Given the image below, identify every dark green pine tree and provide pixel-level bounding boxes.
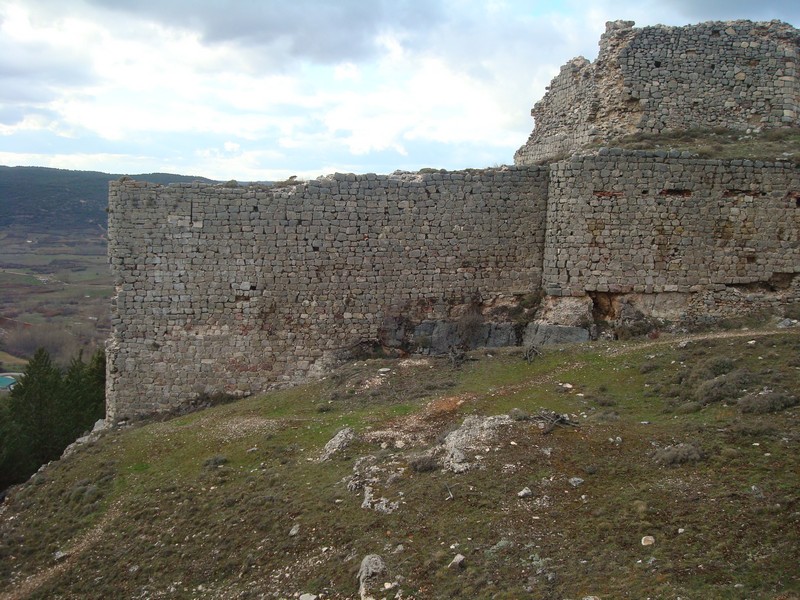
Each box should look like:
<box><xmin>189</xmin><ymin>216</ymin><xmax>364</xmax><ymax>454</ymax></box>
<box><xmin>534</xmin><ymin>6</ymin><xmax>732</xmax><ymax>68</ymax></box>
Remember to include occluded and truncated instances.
<box><xmin>62</xmin><ymin>348</ymin><xmax>106</xmax><ymax>442</ymax></box>
<box><xmin>7</xmin><ymin>348</ymin><xmax>65</xmax><ymax>471</ymax></box>
<box><xmin>0</xmin><ymin>396</ymin><xmax>29</xmax><ymax>489</ymax></box>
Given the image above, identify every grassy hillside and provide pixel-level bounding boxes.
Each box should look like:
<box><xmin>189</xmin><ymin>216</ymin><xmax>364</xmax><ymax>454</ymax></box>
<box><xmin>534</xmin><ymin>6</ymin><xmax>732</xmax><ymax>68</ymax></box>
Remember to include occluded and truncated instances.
<box><xmin>1</xmin><ymin>328</ymin><xmax>798</xmax><ymax>599</ymax></box>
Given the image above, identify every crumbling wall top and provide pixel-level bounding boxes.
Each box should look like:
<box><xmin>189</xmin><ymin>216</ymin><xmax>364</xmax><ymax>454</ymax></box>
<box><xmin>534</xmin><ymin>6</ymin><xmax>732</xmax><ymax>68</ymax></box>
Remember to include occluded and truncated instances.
<box><xmin>515</xmin><ymin>19</ymin><xmax>800</xmax><ymax>165</ymax></box>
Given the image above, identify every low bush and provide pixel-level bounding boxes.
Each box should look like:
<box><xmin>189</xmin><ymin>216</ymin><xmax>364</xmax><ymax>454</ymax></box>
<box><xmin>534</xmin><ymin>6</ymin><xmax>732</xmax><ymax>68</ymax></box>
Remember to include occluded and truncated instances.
<box><xmin>675</xmin><ymin>401</ymin><xmax>702</xmax><ymax>414</ymax></box>
<box><xmin>639</xmin><ymin>362</ymin><xmax>659</xmax><ymax>374</ymax></box>
<box><xmin>694</xmin><ymin>369</ymin><xmax>754</xmax><ymax>404</ymax></box>
<box><xmin>592</xmin><ymin>395</ymin><xmax>617</xmax><ymax>407</ymax></box>
<box><xmin>409</xmin><ymin>454</ymin><xmax>440</xmax><ymax>473</ymax></box>
<box><xmin>738</xmin><ymin>390</ymin><xmax>798</xmax><ymax>414</ymax></box>
<box><xmin>509</xmin><ymin>408</ymin><xmax>531</xmax><ymax>421</ymax></box>
<box><xmin>653</xmin><ymin>443</ymin><xmax>704</xmax><ymax>466</ymax></box>
<box><xmin>203</xmin><ymin>455</ymin><xmax>229</xmax><ymax>469</ymax></box>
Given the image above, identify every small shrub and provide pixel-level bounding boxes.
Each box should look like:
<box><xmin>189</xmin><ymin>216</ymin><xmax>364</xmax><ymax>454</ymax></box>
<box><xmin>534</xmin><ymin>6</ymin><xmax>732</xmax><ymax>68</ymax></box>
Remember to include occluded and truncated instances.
<box><xmin>727</xmin><ymin>421</ymin><xmax>778</xmax><ymax>440</ymax></box>
<box><xmin>203</xmin><ymin>455</ymin><xmax>228</xmax><ymax>469</ymax></box>
<box><xmin>509</xmin><ymin>408</ymin><xmax>531</xmax><ymax>421</ymax></box>
<box><xmin>588</xmin><ymin>409</ymin><xmax>619</xmax><ymax>422</ymax></box>
<box><xmin>593</xmin><ymin>396</ymin><xmax>617</xmax><ymax>407</ymax></box>
<box><xmin>675</xmin><ymin>401</ymin><xmax>702</xmax><ymax>414</ymax></box>
<box><xmin>694</xmin><ymin>369</ymin><xmax>754</xmax><ymax>404</ymax></box>
<box><xmin>456</xmin><ymin>312</ymin><xmax>484</xmax><ymax>347</ymax></box>
<box><xmin>706</xmin><ymin>357</ymin><xmax>735</xmax><ymax>377</ymax></box>
<box><xmin>683</xmin><ymin>356</ymin><xmax>736</xmax><ymax>388</ymax></box>
<box><xmin>653</xmin><ymin>443</ymin><xmax>704</xmax><ymax>466</ymax></box>
<box><xmin>738</xmin><ymin>390</ymin><xmax>798</xmax><ymax>414</ymax></box>
<box><xmin>409</xmin><ymin>454</ymin><xmax>440</xmax><ymax>473</ymax></box>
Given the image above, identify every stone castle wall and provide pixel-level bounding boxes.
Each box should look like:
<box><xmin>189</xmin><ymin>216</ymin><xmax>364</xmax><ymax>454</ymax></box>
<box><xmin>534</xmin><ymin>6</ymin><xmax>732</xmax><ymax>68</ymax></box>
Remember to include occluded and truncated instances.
<box><xmin>107</xmin><ymin>19</ymin><xmax>800</xmax><ymax>420</ymax></box>
<box><xmin>106</xmin><ymin>168</ymin><xmax>549</xmax><ymax>420</ymax></box>
<box><xmin>541</xmin><ymin>151</ymin><xmax>800</xmax><ymax>326</ymax></box>
<box><xmin>108</xmin><ymin>157</ymin><xmax>799</xmax><ymax>420</ymax></box>
<box><xmin>544</xmin><ymin>151</ymin><xmax>800</xmax><ymax>296</ymax></box>
<box><xmin>515</xmin><ymin>20</ymin><xmax>799</xmax><ymax>165</ymax></box>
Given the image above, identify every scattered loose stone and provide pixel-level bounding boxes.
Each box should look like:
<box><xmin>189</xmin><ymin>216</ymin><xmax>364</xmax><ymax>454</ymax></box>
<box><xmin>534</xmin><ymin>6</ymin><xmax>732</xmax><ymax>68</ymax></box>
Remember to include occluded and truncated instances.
<box><xmin>641</xmin><ymin>535</ymin><xmax>655</xmax><ymax>546</ymax></box>
<box><xmin>318</xmin><ymin>427</ymin><xmax>356</xmax><ymax>462</ymax></box>
<box><xmin>486</xmin><ymin>539</ymin><xmax>514</xmax><ymax>555</ymax></box>
<box><xmin>357</xmin><ymin>554</ymin><xmax>386</xmax><ymax>600</ymax></box>
<box><xmin>518</xmin><ymin>487</ymin><xmax>533</xmax><ymax>498</ymax></box>
<box><xmin>441</xmin><ymin>415</ymin><xmax>513</xmax><ymax>473</ymax></box>
<box><xmin>361</xmin><ymin>486</ymin><xmax>400</xmax><ymax>514</ymax></box>
<box><xmin>289</xmin><ymin>524</ymin><xmax>300</xmax><ymax>537</ymax></box>
<box><xmin>569</xmin><ymin>477</ymin><xmax>585</xmax><ymax>487</ymax></box>
<box><xmin>448</xmin><ymin>554</ymin><xmax>466</xmax><ymax>569</ymax></box>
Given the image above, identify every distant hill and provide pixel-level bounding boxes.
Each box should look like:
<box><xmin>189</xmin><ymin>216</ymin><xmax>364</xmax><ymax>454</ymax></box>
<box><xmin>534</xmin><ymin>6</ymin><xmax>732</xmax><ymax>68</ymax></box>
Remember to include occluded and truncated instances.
<box><xmin>0</xmin><ymin>166</ymin><xmax>216</xmax><ymax>233</ymax></box>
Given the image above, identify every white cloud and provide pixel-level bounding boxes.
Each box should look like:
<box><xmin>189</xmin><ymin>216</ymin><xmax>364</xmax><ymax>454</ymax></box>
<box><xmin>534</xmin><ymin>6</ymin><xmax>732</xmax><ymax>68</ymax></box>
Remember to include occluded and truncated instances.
<box><xmin>334</xmin><ymin>63</ymin><xmax>361</xmax><ymax>81</ymax></box>
<box><xmin>0</xmin><ymin>0</ymin><xmax>797</xmax><ymax>179</ymax></box>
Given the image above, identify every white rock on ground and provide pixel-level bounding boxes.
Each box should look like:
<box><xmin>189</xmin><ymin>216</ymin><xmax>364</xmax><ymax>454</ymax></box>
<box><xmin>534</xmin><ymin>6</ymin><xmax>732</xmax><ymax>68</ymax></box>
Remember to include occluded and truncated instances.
<box><xmin>357</xmin><ymin>554</ymin><xmax>386</xmax><ymax>600</ymax></box>
<box><xmin>319</xmin><ymin>427</ymin><xmax>356</xmax><ymax>462</ymax></box>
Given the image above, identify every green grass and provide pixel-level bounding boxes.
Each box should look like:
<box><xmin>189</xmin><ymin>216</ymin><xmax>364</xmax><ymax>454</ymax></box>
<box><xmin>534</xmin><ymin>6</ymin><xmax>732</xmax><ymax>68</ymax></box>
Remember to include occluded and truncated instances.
<box><xmin>1</xmin><ymin>330</ymin><xmax>798</xmax><ymax>599</ymax></box>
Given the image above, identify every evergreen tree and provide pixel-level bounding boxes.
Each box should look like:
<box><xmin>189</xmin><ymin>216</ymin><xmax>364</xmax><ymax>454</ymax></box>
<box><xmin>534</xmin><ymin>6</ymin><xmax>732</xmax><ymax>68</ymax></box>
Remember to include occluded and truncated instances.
<box><xmin>0</xmin><ymin>347</ymin><xmax>106</xmax><ymax>490</ymax></box>
<box><xmin>0</xmin><ymin>397</ymin><xmax>29</xmax><ymax>489</ymax></box>
<box><xmin>62</xmin><ymin>348</ymin><xmax>105</xmax><ymax>442</ymax></box>
<box><xmin>8</xmin><ymin>348</ymin><xmax>64</xmax><ymax>468</ymax></box>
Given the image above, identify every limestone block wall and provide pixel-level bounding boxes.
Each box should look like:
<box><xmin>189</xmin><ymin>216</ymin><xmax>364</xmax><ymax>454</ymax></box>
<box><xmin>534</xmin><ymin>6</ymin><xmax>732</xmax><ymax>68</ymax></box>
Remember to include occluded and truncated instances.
<box><xmin>515</xmin><ymin>20</ymin><xmax>799</xmax><ymax>165</ymax></box>
<box><xmin>543</xmin><ymin>151</ymin><xmax>800</xmax><ymax>302</ymax></box>
<box><xmin>107</xmin><ymin>168</ymin><xmax>549</xmax><ymax>420</ymax></box>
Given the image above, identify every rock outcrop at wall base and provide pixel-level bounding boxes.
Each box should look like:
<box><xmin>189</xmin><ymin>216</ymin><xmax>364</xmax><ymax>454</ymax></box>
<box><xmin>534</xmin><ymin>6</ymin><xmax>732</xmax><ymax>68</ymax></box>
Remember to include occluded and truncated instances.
<box><xmin>523</xmin><ymin>324</ymin><xmax>591</xmax><ymax>347</ymax></box>
<box><xmin>514</xmin><ymin>19</ymin><xmax>799</xmax><ymax>165</ymax></box>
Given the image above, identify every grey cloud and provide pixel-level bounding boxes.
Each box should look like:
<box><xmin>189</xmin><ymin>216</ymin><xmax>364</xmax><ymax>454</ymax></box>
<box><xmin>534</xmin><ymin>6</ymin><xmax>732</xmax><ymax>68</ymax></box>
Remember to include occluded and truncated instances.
<box><xmin>0</xmin><ymin>34</ymin><xmax>96</xmax><ymax>105</ymax></box>
<box><xmin>82</xmin><ymin>0</ymin><xmax>447</xmax><ymax>63</ymax></box>
<box><xmin>655</xmin><ymin>0</ymin><xmax>799</xmax><ymax>23</ymax></box>
<box><xmin>592</xmin><ymin>0</ymin><xmax>800</xmax><ymax>26</ymax></box>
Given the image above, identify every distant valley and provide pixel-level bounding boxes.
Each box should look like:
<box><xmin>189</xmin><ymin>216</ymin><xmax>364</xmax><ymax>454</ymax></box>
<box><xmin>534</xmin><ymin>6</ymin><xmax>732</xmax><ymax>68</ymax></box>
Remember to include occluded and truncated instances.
<box><xmin>0</xmin><ymin>166</ymin><xmax>216</xmax><ymax>366</ymax></box>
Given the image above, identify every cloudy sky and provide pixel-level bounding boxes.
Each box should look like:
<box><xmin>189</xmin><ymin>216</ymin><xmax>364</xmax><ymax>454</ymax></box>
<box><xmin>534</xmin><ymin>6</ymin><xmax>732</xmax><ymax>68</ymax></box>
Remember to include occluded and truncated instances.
<box><xmin>0</xmin><ymin>1</ymin><xmax>797</xmax><ymax>181</ymax></box>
